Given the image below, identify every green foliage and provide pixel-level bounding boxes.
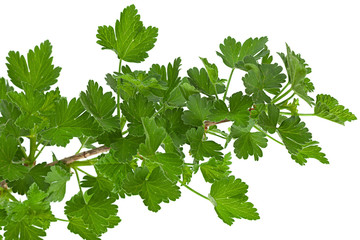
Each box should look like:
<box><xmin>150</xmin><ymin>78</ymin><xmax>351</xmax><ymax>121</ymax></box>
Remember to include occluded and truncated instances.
<box><xmin>45</xmin><ymin>166</ymin><xmax>71</xmax><ymax>202</ymax></box>
<box><xmin>242</xmin><ymin>62</ymin><xmax>286</xmax><ymax>103</ymax></box>
<box><xmin>314</xmin><ymin>94</ymin><xmax>357</xmax><ymax>125</ymax></box>
<box><xmin>6</xmin><ymin>40</ymin><xmax>61</xmax><ymax>92</ymax></box>
<box><xmin>0</xmin><ymin>4</ymin><xmax>356</xmax><ymax>240</ymax></box>
<box><xmin>65</xmin><ymin>192</ymin><xmax>120</xmax><ymax>238</ymax></box>
<box><xmin>123</xmin><ymin>167</ymin><xmax>181</xmax><ymax>212</ymax></box>
<box><xmin>277</xmin><ymin>116</ymin><xmax>312</xmax><ymax>154</ymax></box>
<box><xmin>80</xmin><ymin>80</ymin><xmax>119</xmax><ymax>131</ymax></box>
<box><xmin>217</xmin><ymin>36</ymin><xmax>269</xmax><ymax>69</ymax></box>
<box><xmin>200</xmin><ymin>152</ymin><xmax>232</xmax><ymax>183</ymax></box>
<box><xmin>231</xmin><ymin>121</ymin><xmax>268</xmax><ymax>160</ymax></box>
<box><xmin>96</xmin><ymin>4</ymin><xmax>158</xmax><ymax>63</ymax></box>
<box><xmin>209</xmin><ymin>176</ymin><xmax>259</xmax><ymax>225</ymax></box>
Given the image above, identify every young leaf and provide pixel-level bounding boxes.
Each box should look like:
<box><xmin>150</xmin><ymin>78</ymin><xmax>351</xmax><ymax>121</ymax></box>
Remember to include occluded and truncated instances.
<box><xmin>209</xmin><ymin>91</ymin><xmax>252</xmax><ymax>126</ymax></box>
<box><xmin>277</xmin><ymin>116</ymin><xmax>312</xmax><ymax>154</ymax></box>
<box><xmin>111</xmin><ymin>135</ymin><xmax>144</xmax><ymax>162</ymax></box>
<box><xmin>45</xmin><ymin>166</ymin><xmax>71</xmax><ymax>202</ymax></box>
<box><xmin>231</xmin><ymin>122</ymin><xmax>268</xmax><ymax>160</ymax></box>
<box><xmin>217</xmin><ymin>36</ymin><xmax>269</xmax><ymax>69</ymax></box>
<box><xmin>123</xmin><ymin>167</ymin><xmax>181</xmax><ymax>212</ymax></box>
<box><xmin>96</xmin><ymin>4</ymin><xmax>158</xmax><ymax>63</ymax></box>
<box><xmin>4</xmin><ymin>184</ymin><xmax>55</xmax><ymax>239</ymax></box>
<box><xmin>40</xmin><ymin>98</ymin><xmax>101</xmax><ymax>147</ymax></box>
<box><xmin>65</xmin><ymin>192</ymin><xmax>120</xmax><ymax>236</ymax></box>
<box><xmin>186</xmin><ymin>127</ymin><xmax>223</xmax><ymax>161</ymax></box>
<box><xmin>80</xmin><ymin>80</ymin><xmax>119</xmax><ymax>131</ymax></box>
<box><xmin>314</xmin><ymin>94</ymin><xmax>357</xmax><ymax>125</ymax></box>
<box><xmin>290</xmin><ymin>141</ymin><xmax>328</xmax><ymax>165</ymax></box>
<box><xmin>186</xmin><ymin>68</ymin><xmax>224</xmax><ymax>96</ymax></box>
<box><xmin>149</xmin><ymin>57</ymin><xmax>182</xmax><ymax>100</ymax></box>
<box><xmin>7</xmin><ymin>91</ymin><xmax>46</xmax><ymax>129</ymax></box>
<box><xmin>94</xmin><ymin>153</ymin><xmax>133</xmax><ymax>195</ymax></box>
<box><xmin>81</xmin><ymin>175</ymin><xmax>114</xmax><ymax>197</ymax></box>
<box><xmin>6</xmin><ymin>40</ymin><xmax>61</xmax><ymax>92</ymax></box>
<box><xmin>138</xmin><ymin>117</ymin><xmax>167</xmax><ymax>157</ymax></box>
<box><xmin>0</xmin><ymin>77</ymin><xmax>13</xmax><ymax>100</ymax></box>
<box><xmin>182</xmin><ymin>94</ymin><xmax>212</xmax><ymax>126</ymax></box>
<box><xmin>200</xmin><ymin>152</ymin><xmax>232</xmax><ymax>183</ymax></box>
<box><xmin>120</xmin><ymin>93</ymin><xmax>155</xmax><ymax>136</ymax></box>
<box><xmin>279</xmin><ymin>44</ymin><xmax>314</xmax><ymax>105</ymax></box>
<box><xmin>200</xmin><ymin>57</ymin><xmax>218</xmax><ymax>84</ymax></box>
<box><xmin>242</xmin><ymin>63</ymin><xmax>286</xmax><ymax>103</ymax></box>
<box><xmin>155</xmin><ymin>108</ymin><xmax>190</xmax><ymax>147</ymax></box>
<box><xmin>67</xmin><ymin>217</ymin><xmax>101</xmax><ymax>240</ymax></box>
<box><xmin>209</xmin><ymin>176</ymin><xmax>259</xmax><ymax>225</ymax></box>
<box><xmin>147</xmin><ymin>153</ymin><xmax>184</xmax><ymax>182</ymax></box>
<box><xmin>8</xmin><ymin>163</ymin><xmax>50</xmax><ymax>195</ymax></box>
<box><xmin>257</xmin><ymin>103</ymin><xmax>280</xmax><ymax>134</ymax></box>
<box><xmin>0</xmin><ymin>135</ymin><xmax>28</xmax><ymax>181</ymax></box>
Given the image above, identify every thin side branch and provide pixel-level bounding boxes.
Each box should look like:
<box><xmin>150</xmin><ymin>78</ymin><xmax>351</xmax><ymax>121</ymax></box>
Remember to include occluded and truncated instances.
<box><xmin>46</xmin><ymin>120</ymin><xmax>230</xmax><ymax>167</ymax></box>
<box><xmin>204</xmin><ymin>119</ymin><xmax>230</xmax><ymax>130</ymax></box>
<box><xmin>1</xmin><ymin>180</ymin><xmax>8</xmax><ymax>189</ymax></box>
<box><xmin>47</xmin><ymin>146</ymin><xmax>110</xmax><ymax>166</ymax></box>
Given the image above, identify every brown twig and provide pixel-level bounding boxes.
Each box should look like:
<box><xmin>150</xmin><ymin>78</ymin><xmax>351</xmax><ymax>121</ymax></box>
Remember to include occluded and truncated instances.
<box><xmin>204</xmin><ymin>119</ymin><xmax>230</xmax><ymax>130</ymax></box>
<box><xmin>47</xmin><ymin>146</ymin><xmax>110</xmax><ymax>166</ymax></box>
<box><xmin>45</xmin><ymin>120</ymin><xmax>231</xmax><ymax>167</ymax></box>
<box><xmin>0</xmin><ymin>180</ymin><xmax>8</xmax><ymax>189</ymax></box>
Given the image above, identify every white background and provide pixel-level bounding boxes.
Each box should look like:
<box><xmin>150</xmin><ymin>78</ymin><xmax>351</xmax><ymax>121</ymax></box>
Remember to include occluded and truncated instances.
<box><xmin>1</xmin><ymin>0</ymin><xmax>360</xmax><ymax>239</ymax></box>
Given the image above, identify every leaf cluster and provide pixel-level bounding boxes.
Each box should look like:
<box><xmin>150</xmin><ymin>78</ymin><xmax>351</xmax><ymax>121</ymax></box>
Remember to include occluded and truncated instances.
<box><xmin>0</xmin><ymin>4</ymin><xmax>356</xmax><ymax>240</ymax></box>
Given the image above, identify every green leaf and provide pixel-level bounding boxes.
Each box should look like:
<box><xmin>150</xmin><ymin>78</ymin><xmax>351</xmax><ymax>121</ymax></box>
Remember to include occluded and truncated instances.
<box><xmin>257</xmin><ymin>103</ymin><xmax>280</xmax><ymax>134</ymax></box>
<box><xmin>65</xmin><ymin>192</ymin><xmax>120</xmax><ymax>236</ymax></box>
<box><xmin>96</xmin><ymin>4</ymin><xmax>158</xmax><ymax>63</ymax></box>
<box><xmin>186</xmin><ymin>68</ymin><xmax>224</xmax><ymax>96</ymax></box>
<box><xmin>200</xmin><ymin>57</ymin><xmax>218</xmax><ymax>84</ymax></box>
<box><xmin>123</xmin><ymin>167</ymin><xmax>181</xmax><ymax>212</ymax></box>
<box><xmin>155</xmin><ymin>108</ymin><xmax>190</xmax><ymax>147</ymax></box>
<box><xmin>209</xmin><ymin>91</ymin><xmax>252</xmax><ymax>126</ymax></box>
<box><xmin>149</xmin><ymin>58</ymin><xmax>182</xmax><ymax>100</ymax></box>
<box><xmin>7</xmin><ymin>91</ymin><xmax>45</xmax><ymax>129</ymax></box>
<box><xmin>6</xmin><ymin>40</ymin><xmax>61</xmax><ymax>92</ymax></box>
<box><xmin>120</xmin><ymin>93</ymin><xmax>155</xmax><ymax>136</ymax></box>
<box><xmin>0</xmin><ymin>100</ymin><xmax>23</xmax><ymax>138</ymax></box>
<box><xmin>94</xmin><ymin>153</ymin><xmax>133</xmax><ymax>195</ymax></box>
<box><xmin>291</xmin><ymin>141</ymin><xmax>328</xmax><ymax>165</ymax></box>
<box><xmin>96</xmin><ymin>128</ymin><xmax>123</xmax><ymax>147</ymax></box>
<box><xmin>200</xmin><ymin>152</ymin><xmax>232</xmax><ymax>183</ymax></box>
<box><xmin>111</xmin><ymin>135</ymin><xmax>144</xmax><ymax>162</ymax></box>
<box><xmin>0</xmin><ymin>135</ymin><xmax>28</xmax><ymax>181</ymax></box>
<box><xmin>209</xmin><ymin>176</ymin><xmax>259</xmax><ymax>225</ymax></box>
<box><xmin>314</xmin><ymin>94</ymin><xmax>357</xmax><ymax>125</ymax></box>
<box><xmin>186</xmin><ymin>127</ymin><xmax>223</xmax><ymax>161</ymax></box>
<box><xmin>242</xmin><ymin>63</ymin><xmax>286</xmax><ymax>103</ymax></box>
<box><xmin>4</xmin><ymin>221</ymin><xmax>46</xmax><ymax>240</ymax></box>
<box><xmin>4</xmin><ymin>184</ymin><xmax>55</xmax><ymax>239</ymax></box>
<box><xmin>0</xmin><ymin>78</ymin><xmax>13</xmax><ymax>100</ymax></box>
<box><xmin>138</xmin><ymin>117</ymin><xmax>167</xmax><ymax>157</ymax></box>
<box><xmin>217</xmin><ymin>36</ymin><xmax>269</xmax><ymax>69</ymax></box>
<box><xmin>44</xmin><ymin>166</ymin><xmax>71</xmax><ymax>202</ymax></box>
<box><xmin>182</xmin><ymin>94</ymin><xmax>212</xmax><ymax>126</ymax></box>
<box><xmin>8</xmin><ymin>163</ymin><xmax>50</xmax><ymax>195</ymax></box>
<box><xmin>147</xmin><ymin>153</ymin><xmax>184</xmax><ymax>182</ymax></box>
<box><xmin>67</xmin><ymin>217</ymin><xmax>100</xmax><ymax>240</ymax></box>
<box><xmin>80</xmin><ymin>80</ymin><xmax>119</xmax><ymax>131</ymax></box>
<box><xmin>279</xmin><ymin>44</ymin><xmax>314</xmax><ymax>105</ymax></box>
<box><xmin>115</xmin><ymin>71</ymin><xmax>166</xmax><ymax>101</ymax></box>
<box><xmin>277</xmin><ymin>116</ymin><xmax>312</xmax><ymax>154</ymax></box>
<box><xmin>40</xmin><ymin>98</ymin><xmax>101</xmax><ymax>147</ymax></box>
<box><xmin>231</xmin><ymin>122</ymin><xmax>268</xmax><ymax>160</ymax></box>
<box><xmin>81</xmin><ymin>175</ymin><xmax>114</xmax><ymax>197</ymax></box>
